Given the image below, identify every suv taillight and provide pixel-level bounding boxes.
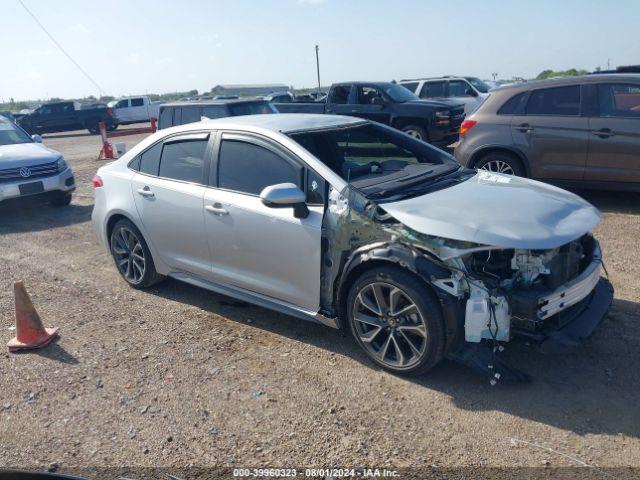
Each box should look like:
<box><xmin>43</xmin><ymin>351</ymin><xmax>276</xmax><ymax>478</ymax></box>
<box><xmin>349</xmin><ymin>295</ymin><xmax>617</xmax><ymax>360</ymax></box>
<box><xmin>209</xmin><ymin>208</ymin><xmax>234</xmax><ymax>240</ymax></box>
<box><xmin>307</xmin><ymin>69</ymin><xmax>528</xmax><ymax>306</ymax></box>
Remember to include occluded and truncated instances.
<box><xmin>92</xmin><ymin>176</ymin><xmax>103</xmax><ymax>188</ymax></box>
<box><xmin>460</xmin><ymin>119</ymin><xmax>477</xmax><ymax>137</ymax></box>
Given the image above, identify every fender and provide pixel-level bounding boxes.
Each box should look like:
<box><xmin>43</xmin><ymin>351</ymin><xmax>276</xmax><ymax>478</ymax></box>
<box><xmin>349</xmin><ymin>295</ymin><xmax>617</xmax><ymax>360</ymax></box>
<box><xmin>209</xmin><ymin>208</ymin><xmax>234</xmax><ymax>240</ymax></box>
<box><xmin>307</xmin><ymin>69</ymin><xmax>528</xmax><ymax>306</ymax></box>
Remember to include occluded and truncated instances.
<box><xmin>335</xmin><ymin>241</ymin><xmax>463</xmax><ymax>353</ymax></box>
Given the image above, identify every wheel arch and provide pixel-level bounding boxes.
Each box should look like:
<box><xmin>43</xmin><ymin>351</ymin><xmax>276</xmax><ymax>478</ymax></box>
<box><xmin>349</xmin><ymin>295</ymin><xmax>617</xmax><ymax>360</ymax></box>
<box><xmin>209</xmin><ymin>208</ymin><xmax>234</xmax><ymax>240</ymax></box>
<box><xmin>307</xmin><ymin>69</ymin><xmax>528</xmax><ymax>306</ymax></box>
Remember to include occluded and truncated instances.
<box><xmin>334</xmin><ymin>243</ymin><xmax>463</xmax><ymax>354</ymax></box>
<box><xmin>391</xmin><ymin>117</ymin><xmax>430</xmax><ymax>132</ymax></box>
<box><xmin>469</xmin><ymin>146</ymin><xmax>531</xmax><ymax>177</ymax></box>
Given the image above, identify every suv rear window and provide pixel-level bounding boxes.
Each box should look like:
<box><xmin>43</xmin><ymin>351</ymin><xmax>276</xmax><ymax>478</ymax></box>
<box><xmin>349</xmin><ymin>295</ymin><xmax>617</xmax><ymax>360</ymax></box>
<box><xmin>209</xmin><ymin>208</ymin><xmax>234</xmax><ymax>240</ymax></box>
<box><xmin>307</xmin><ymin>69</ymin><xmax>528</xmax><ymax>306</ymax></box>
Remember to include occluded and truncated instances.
<box><xmin>525</xmin><ymin>85</ymin><xmax>580</xmax><ymax>116</ymax></box>
<box><xmin>597</xmin><ymin>84</ymin><xmax>640</xmax><ymax>118</ymax></box>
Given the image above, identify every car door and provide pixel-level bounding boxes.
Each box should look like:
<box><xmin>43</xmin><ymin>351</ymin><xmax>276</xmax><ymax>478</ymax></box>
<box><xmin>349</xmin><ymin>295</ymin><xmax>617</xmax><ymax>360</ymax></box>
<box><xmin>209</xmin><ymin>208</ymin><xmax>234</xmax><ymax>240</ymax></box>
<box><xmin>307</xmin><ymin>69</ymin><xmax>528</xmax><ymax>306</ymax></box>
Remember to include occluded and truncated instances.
<box><xmin>354</xmin><ymin>85</ymin><xmax>392</xmax><ymax>125</ymax></box>
<box><xmin>325</xmin><ymin>84</ymin><xmax>355</xmax><ymax>116</ymax></box>
<box><xmin>510</xmin><ymin>84</ymin><xmax>588</xmax><ymax>180</ymax></box>
<box><xmin>130</xmin><ymin>131</ymin><xmax>214</xmax><ymax>279</ymax></box>
<box><xmin>115</xmin><ymin>99</ymin><xmax>130</xmax><ymax>122</ymax></box>
<box><xmin>585</xmin><ymin>82</ymin><xmax>640</xmax><ymax>183</ymax></box>
<box><xmin>129</xmin><ymin>97</ymin><xmax>146</xmax><ymax>122</ymax></box>
<box><xmin>203</xmin><ymin>133</ymin><xmax>324</xmax><ymax>311</ymax></box>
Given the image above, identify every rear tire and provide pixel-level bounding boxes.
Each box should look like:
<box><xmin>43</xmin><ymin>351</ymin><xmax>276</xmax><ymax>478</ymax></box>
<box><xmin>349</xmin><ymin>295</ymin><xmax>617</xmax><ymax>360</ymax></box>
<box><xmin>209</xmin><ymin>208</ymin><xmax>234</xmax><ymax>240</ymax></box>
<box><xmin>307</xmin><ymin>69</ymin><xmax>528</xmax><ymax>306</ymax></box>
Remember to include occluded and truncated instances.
<box><xmin>401</xmin><ymin>124</ymin><xmax>428</xmax><ymax>142</ymax></box>
<box><xmin>87</xmin><ymin>124</ymin><xmax>100</xmax><ymax>135</ymax></box>
<box><xmin>107</xmin><ymin>124</ymin><xmax>118</xmax><ymax>132</ymax></box>
<box><xmin>346</xmin><ymin>266</ymin><xmax>445</xmax><ymax>376</ymax></box>
<box><xmin>50</xmin><ymin>192</ymin><xmax>72</xmax><ymax>207</ymax></box>
<box><xmin>475</xmin><ymin>151</ymin><xmax>525</xmax><ymax>177</ymax></box>
<box><xmin>109</xmin><ymin>219</ymin><xmax>165</xmax><ymax>288</ymax></box>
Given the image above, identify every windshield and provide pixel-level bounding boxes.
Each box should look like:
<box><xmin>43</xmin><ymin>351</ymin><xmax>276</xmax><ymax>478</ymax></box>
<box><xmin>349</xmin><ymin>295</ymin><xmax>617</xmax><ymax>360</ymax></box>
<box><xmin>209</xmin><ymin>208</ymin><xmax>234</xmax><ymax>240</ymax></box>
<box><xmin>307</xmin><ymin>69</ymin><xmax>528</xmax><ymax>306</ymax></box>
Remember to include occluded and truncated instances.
<box><xmin>382</xmin><ymin>84</ymin><xmax>420</xmax><ymax>103</ymax></box>
<box><xmin>289</xmin><ymin>123</ymin><xmax>462</xmax><ymax>200</ymax></box>
<box><xmin>228</xmin><ymin>102</ymin><xmax>278</xmax><ymax>116</ymax></box>
<box><xmin>0</xmin><ymin>120</ymin><xmax>32</xmax><ymax>146</ymax></box>
<box><xmin>465</xmin><ymin>77</ymin><xmax>490</xmax><ymax>93</ymax></box>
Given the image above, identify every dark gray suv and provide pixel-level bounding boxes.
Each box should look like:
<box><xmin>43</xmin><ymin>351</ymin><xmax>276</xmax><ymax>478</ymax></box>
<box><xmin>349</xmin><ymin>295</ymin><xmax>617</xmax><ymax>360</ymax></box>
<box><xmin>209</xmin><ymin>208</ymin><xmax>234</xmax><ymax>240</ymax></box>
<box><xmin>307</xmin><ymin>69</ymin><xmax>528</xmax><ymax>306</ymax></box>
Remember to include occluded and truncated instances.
<box><xmin>454</xmin><ymin>74</ymin><xmax>640</xmax><ymax>191</ymax></box>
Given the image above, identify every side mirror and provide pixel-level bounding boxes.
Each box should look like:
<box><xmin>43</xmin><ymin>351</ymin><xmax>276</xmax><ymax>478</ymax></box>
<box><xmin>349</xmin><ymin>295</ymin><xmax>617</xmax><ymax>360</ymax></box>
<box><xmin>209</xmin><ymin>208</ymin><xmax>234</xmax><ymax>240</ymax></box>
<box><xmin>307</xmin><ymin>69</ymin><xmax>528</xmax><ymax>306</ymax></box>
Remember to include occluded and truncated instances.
<box><xmin>260</xmin><ymin>183</ymin><xmax>309</xmax><ymax>219</ymax></box>
<box><xmin>31</xmin><ymin>134</ymin><xmax>43</xmax><ymax>143</ymax></box>
<box><xmin>466</xmin><ymin>88</ymin><xmax>479</xmax><ymax>97</ymax></box>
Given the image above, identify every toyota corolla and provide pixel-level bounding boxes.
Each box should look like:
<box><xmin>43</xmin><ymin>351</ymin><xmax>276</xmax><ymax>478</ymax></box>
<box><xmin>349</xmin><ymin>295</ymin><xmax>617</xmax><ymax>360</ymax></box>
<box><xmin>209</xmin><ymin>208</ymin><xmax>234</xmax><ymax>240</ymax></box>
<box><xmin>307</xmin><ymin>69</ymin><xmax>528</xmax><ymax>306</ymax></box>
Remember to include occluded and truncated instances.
<box><xmin>91</xmin><ymin>114</ymin><xmax>613</xmax><ymax>379</ymax></box>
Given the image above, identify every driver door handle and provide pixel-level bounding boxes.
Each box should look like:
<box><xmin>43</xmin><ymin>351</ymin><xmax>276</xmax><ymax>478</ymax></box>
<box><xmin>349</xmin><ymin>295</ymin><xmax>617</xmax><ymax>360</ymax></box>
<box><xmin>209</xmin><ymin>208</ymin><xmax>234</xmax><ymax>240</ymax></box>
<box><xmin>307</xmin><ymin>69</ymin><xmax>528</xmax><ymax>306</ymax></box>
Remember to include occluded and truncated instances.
<box><xmin>514</xmin><ymin>123</ymin><xmax>534</xmax><ymax>133</ymax></box>
<box><xmin>205</xmin><ymin>203</ymin><xmax>229</xmax><ymax>216</ymax></box>
<box><xmin>136</xmin><ymin>187</ymin><xmax>155</xmax><ymax>198</ymax></box>
<box><xmin>592</xmin><ymin>128</ymin><xmax>615</xmax><ymax>138</ymax></box>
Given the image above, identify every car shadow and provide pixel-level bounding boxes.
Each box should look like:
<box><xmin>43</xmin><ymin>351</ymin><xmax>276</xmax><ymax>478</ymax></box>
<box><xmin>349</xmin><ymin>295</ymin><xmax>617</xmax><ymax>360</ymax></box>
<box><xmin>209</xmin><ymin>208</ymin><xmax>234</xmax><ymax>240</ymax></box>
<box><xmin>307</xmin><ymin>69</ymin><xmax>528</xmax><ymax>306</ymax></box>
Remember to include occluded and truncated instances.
<box><xmin>572</xmin><ymin>189</ymin><xmax>640</xmax><ymax>215</ymax></box>
<box><xmin>0</xmin><ymin>200</ymin><xmax>92</xmax><ymax>234</ymax></box>
<box><xmin>151</xmin><ymin>278</ymin><xmax>640</xmax><ymax>439</ymax></box>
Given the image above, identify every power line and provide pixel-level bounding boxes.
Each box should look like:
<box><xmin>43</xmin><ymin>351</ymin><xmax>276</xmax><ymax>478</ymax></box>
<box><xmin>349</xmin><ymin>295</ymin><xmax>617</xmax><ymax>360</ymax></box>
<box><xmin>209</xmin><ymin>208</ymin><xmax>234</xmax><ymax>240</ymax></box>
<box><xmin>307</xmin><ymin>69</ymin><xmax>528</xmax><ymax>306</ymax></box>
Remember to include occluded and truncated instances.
<box><xmin>17</xmin><ymin>0</ymin><xmax>105</xmax><ymax>97</ymax></box>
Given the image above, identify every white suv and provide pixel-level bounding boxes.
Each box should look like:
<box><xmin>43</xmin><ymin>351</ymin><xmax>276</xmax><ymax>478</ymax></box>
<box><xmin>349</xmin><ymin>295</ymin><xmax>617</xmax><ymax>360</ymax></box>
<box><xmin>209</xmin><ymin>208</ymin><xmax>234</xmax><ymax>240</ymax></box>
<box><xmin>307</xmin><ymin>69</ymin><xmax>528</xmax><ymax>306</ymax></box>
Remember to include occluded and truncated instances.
<box><xmin>400</xmin><ymin>77</ymin><xmax>490</xmax><ymax>115</ymax></box>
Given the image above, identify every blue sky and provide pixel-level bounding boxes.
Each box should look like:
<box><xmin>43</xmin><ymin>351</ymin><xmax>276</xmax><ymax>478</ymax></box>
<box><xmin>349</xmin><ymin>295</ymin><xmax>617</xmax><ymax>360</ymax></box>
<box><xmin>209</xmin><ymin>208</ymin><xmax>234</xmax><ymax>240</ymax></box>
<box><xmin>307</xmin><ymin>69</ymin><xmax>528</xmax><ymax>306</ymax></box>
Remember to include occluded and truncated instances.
<box><xmin>1</xmin><ymin>0</ymin><xmax>638</xmax><ymax>101</ymax></box>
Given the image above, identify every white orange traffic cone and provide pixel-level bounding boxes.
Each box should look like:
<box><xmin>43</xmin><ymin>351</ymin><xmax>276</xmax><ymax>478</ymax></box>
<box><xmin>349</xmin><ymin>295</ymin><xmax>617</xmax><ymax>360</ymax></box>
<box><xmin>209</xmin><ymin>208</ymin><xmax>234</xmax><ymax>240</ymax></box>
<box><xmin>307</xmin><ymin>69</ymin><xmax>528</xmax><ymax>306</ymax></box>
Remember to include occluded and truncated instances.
<box><xmin>7</xmin><ymin>281</ymin><xmax>58</xmax><ymax>352</ymax></box>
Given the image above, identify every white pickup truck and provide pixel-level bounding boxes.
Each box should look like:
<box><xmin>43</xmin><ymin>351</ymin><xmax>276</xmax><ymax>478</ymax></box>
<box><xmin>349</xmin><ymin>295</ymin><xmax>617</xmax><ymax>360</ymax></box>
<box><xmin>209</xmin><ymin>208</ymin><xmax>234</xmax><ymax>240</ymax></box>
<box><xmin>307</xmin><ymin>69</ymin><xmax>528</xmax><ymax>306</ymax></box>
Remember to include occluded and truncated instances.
<box><xmin>109</xmin><ymin>96</ymin><xmax>162</xmax><ymax>124</ymax></box>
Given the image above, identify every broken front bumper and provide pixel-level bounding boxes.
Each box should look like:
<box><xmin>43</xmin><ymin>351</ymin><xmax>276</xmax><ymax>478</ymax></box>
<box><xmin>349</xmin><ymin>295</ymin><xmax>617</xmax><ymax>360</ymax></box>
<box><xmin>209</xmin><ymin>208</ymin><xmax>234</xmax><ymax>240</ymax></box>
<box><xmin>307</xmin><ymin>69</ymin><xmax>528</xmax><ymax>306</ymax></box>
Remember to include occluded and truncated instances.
<box><xmin>514</xmin><ymin>277</ymin><xmax>614</xmax><ymax>353</ymax></box>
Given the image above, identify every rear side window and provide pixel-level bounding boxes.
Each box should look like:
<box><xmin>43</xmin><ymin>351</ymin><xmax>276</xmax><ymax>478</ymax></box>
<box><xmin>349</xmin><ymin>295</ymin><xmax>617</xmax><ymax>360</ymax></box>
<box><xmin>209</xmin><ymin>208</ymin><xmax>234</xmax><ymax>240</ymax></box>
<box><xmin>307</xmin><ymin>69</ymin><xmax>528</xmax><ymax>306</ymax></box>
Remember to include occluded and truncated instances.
<box><xmin>330</xmin><ymin>86</ymin><xmax>351</xmax><ymax>104</ymax></box>
<box><xmin>217</xmin><ymin>140</ymin><xmax>301</xmax><ymax>195</ymax></box>
<box><xmin>401</xmin><ymin>82</ymin><xmax>419</xmax><ymax>93</ymax></box>
<box><xmin>158</xmin><ymin>107</ymin><xmax>172</xmax><ymax>129</ymax></box>
<box><xmin>202</xmin><ymin>105</ymin><xmax>228</xmax><ymax>119</ymax></box>
<box><xmin>526</xmin><ymin>86</ymin><xmax>580</xmax><ymax>116</ymax></box>
<box><xmin>131</xmin><ymin>98</ymin><xmax>144</xmax><ymax>107</ymax></box>
<box><xmin>420</xmin><ymin>81</ymin><xmax>446</xmax><ymax>98</ymax></box>
<box><xmin>497</xmin><ymin>92</ymin><xmax>526</xmax><ymax>115</ymax></box>
<box><xmin>181</xmin><ymin>107</ymin><xmax>202</xmax><ymax>125</ymax></box>
<box><xmin>138</xmin><ymin>142</ymin><xmax>163</xmax><ymax>175</ymax></box>
<box><xmin>597</xmin><ymin>84</ymin><xmax>640</xmax><ymax>118</ymax></box>
<box><xmin>159</xmin><ymin>138</ymin><xmax>208</xmax><ymax>183</ymax></box>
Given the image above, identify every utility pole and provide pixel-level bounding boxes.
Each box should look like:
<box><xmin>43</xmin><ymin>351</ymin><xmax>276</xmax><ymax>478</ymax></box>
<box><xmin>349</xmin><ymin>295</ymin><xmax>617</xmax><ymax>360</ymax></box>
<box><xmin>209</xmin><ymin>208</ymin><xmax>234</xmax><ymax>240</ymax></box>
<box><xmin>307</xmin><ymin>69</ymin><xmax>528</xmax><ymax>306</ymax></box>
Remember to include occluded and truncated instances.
<box><xmin>492</xmin><ymin>72</ymin><xmax>498</xmax><ymax>81</ymax></box>
<box><xmin>315</xmin><ymin>45</ymin><xmax>321</xmax><ymax>96</ymax></box>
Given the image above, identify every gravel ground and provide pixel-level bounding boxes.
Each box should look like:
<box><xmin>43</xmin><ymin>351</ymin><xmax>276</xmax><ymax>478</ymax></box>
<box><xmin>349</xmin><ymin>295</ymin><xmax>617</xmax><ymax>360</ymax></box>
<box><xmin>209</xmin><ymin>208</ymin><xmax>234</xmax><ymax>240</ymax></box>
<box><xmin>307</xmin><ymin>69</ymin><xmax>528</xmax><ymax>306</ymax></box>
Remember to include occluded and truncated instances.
<box><xmin>0</xmin><ymin>127</ymin><xmax>639</xmax><ymax>477</ymax></box>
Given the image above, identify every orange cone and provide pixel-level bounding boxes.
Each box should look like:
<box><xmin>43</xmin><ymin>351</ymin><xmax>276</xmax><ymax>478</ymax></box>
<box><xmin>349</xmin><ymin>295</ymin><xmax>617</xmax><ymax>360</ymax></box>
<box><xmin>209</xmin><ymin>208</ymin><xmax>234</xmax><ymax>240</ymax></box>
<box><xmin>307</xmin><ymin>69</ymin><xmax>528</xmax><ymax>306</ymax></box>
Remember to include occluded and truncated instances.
<box><xmin>7</xmin><ymin>281</ymin><xmax>58</xmax><ymax>352</ymax></box>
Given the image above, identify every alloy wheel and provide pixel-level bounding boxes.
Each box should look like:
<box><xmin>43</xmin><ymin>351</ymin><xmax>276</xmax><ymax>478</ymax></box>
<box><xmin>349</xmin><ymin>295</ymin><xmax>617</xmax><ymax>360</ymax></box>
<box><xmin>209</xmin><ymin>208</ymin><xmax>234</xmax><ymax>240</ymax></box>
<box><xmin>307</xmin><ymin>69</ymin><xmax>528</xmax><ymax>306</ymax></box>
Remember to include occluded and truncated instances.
<box><xmin>404</xmin><ymin>129</ymin><xmax>422</xmax><ymax>140</ymax></box>
<box><xmin>352</xmin><ymin>282</ymin><xmax>428</xmax><ymax>369</ymax></box>
<box><xmin>480</xmin><ymin>160</ymin><xmax>515</xmax><ymax>175</ymax></box>
<box><xmin>111</xmin><ymin>226</ymin><xmax>146</xmax><ymax>284</ymax></box>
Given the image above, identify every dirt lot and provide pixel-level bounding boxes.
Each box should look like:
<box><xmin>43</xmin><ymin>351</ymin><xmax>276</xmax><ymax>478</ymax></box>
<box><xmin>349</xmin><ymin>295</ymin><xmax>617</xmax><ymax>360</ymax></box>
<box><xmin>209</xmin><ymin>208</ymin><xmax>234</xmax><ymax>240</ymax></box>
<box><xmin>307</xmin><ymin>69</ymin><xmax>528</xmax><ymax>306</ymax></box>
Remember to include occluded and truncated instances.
<box><xmin>1</xmin><ymin>127</ymin><xmax>639</xmax><ymax>476</ymax></box>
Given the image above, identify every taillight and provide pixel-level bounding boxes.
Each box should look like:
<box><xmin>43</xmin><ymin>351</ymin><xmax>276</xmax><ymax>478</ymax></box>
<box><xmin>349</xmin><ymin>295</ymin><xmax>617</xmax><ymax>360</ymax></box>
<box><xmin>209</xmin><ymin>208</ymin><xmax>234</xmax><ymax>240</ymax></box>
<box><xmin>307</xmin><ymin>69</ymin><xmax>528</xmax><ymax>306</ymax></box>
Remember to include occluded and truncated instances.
<box><xmin>92</xmin><ymin>176</ymin><xmax>103</xmax><ymax>188</ymax></box>
<box><xmin>460</xmin><ymin>119</ymin><xmax>477</xmax><ymax>137</ymax></box>
<box><xmin>106</xmin><ymin>108</ymin><xmax>113</xmax><ymax>117</ymax></box>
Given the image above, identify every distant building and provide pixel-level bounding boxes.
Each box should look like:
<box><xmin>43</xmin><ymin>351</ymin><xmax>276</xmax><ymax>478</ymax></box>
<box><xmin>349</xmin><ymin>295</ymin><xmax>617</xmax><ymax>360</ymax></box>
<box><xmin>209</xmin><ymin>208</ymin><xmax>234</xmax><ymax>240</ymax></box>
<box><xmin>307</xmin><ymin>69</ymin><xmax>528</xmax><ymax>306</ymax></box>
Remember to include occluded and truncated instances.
<box><xmin>211</xmin><ymin>83</ymin><xmax>289</xmax><ymax>96</ymax></box>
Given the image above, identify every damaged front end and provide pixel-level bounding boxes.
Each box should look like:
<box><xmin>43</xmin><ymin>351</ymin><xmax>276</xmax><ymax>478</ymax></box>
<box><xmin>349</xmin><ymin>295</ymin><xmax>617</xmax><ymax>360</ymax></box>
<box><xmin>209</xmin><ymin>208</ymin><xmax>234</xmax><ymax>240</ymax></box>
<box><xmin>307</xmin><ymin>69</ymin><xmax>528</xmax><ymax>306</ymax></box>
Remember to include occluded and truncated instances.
<box><xmin>320</xmin><ymin>181</ymin><xmax>613</xmax><ymax>381</ymax></box>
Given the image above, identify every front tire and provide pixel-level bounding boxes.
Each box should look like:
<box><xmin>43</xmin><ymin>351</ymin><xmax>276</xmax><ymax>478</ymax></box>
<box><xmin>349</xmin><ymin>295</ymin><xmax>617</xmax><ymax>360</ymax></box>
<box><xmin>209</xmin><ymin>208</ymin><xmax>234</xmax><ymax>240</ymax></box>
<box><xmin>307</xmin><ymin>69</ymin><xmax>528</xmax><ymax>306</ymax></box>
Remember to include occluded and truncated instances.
<box><xmin>109</xmin><ymin>219</ymin><xmax>164</xmax><ymax>288</ymax></box>
<box><xmin>475</xmin><ymin>152</ymin><xmax>525</xmax><ymax>177</ymax></box>
<box><xmin>346</xmin><ymin>266</ymin><xmax>445</xmax><ymax>375</ymax></box>
<box><xmin>401</xmin><ymin>124</ymin><xmax>428</xmax><ymax>142</ymax></box>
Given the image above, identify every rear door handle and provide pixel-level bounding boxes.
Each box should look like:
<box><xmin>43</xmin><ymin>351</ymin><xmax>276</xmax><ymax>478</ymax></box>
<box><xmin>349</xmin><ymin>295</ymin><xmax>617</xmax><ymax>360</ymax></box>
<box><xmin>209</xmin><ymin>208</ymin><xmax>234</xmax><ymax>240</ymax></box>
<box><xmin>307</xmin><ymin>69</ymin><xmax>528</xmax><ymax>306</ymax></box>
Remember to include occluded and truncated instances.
<box><xmin>514</xmin><ymin>123</ymin><xmax>534</xmax><ymax>133</ymax></box>
<box><xmin>136</xmin><ymin>187</ymin><xmax>154</xmax><ymax>198</ymax></box>
<box><xmin>592</xmin><ymin>128</ymin><xmax>615</xmax><ymax>138</ymax></box>
<box><xmin>205</xmin><ymin>203</ymin><xmax>229</xmax><ymax>216</ymax></box>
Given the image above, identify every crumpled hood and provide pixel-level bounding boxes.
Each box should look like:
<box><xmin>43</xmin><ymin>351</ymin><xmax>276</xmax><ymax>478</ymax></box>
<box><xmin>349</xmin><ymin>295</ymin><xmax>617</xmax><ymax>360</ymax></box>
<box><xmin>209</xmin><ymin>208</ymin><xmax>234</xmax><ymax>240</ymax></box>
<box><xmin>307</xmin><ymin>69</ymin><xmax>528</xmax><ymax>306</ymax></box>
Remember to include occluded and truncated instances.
<box><xmin>380</xmin><ymin>171</ymin><xmax>602</xmax><ymax>250</ymax></box>
<box><xmin>0</xmin><ymin>143</ymin><xmax>61</xmax><ymax>168</ymax></box>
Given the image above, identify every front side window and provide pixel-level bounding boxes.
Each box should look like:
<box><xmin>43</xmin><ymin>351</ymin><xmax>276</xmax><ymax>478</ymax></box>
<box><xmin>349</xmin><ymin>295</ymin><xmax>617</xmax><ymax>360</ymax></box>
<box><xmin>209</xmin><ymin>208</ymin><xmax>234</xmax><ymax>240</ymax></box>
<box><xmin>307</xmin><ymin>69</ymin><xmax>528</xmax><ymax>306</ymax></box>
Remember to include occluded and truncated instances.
<box><xmin>158</xmin><ymin>138</ymin><xmax>208</xmax><ymax>183</ymax></box>
<box><xmin>420</xmin><ymin>81</ymin><xmax>446</xmax><ymax>98</ymax></box>
<box><xmin>449</xmin><ymin>80</ymin><xmax>473</xmax><ymax>97</ymax></box>
<box><xmin>306</xmin><ymin>169</ymin><xmax>326</xmax><ymax>205</ymax></box>
<box><xmin>330</xmin><ymin>86</ymin><xmax>351</xmax><ymax>104</ymax></box>
<box><xmin>358</xmin><ymin>86</ymin><xmax>384</xmax><ymax>105</ymax></box>
<box><xmin>138</xmin><ymin>142</ymin><xmax>163</xmax><ymax>175</ymax></box>
<box><xmin>217</xmin><ymin>140</ymin><xmax>301</xmax><ymax>195</ymax></box>
<box><xmin>525</xmin><ymin>85</ymin><xmax>580</xmax><ymax>116</ymax></box>
<box><xmin>116</xmin><ymin>100</ymin><xmax>128</xmax><ymax>108</ymax></box>
<box><xmin>597</xmin><ymin>83</ymin><xmax>640</xmax><ymax>118</ymax></box>
<box><xmin>131</xmin><ymin>98</ymin><xmax>144</xmax><ymax>107</ymax></box>
<box><xmin>465</xmin><ymin>77</ymin><xmax>490</xmax><ymax>93</ymax></box>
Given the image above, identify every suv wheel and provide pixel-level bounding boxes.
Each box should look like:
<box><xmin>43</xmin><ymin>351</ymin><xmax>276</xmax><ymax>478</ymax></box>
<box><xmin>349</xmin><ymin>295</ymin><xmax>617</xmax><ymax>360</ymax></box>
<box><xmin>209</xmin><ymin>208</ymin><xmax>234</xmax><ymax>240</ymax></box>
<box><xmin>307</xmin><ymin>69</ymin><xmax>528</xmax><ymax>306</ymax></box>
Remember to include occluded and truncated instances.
<box><xmin>476</xmin><ymin>152</ymin><xmax>525</xmax><ymax>176</ymax></box>
<box><xmin>87</xmin><ymin>124</ymin><xmax>100</xmax><ymax>135</ymax></box>
<box><xmin>346</xmin><ymin>266</ymin><xmax>445</xmax><ymax>375</ymax></box>
<box><xmin>401</xmin><ymin>125</ymin><xmax>428</xmax><ymax>141</ymax></box>
<box><xmin>109</xmin><ymin>219</ymin><xmax>164</xmax><ymax>288</ymax></box>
